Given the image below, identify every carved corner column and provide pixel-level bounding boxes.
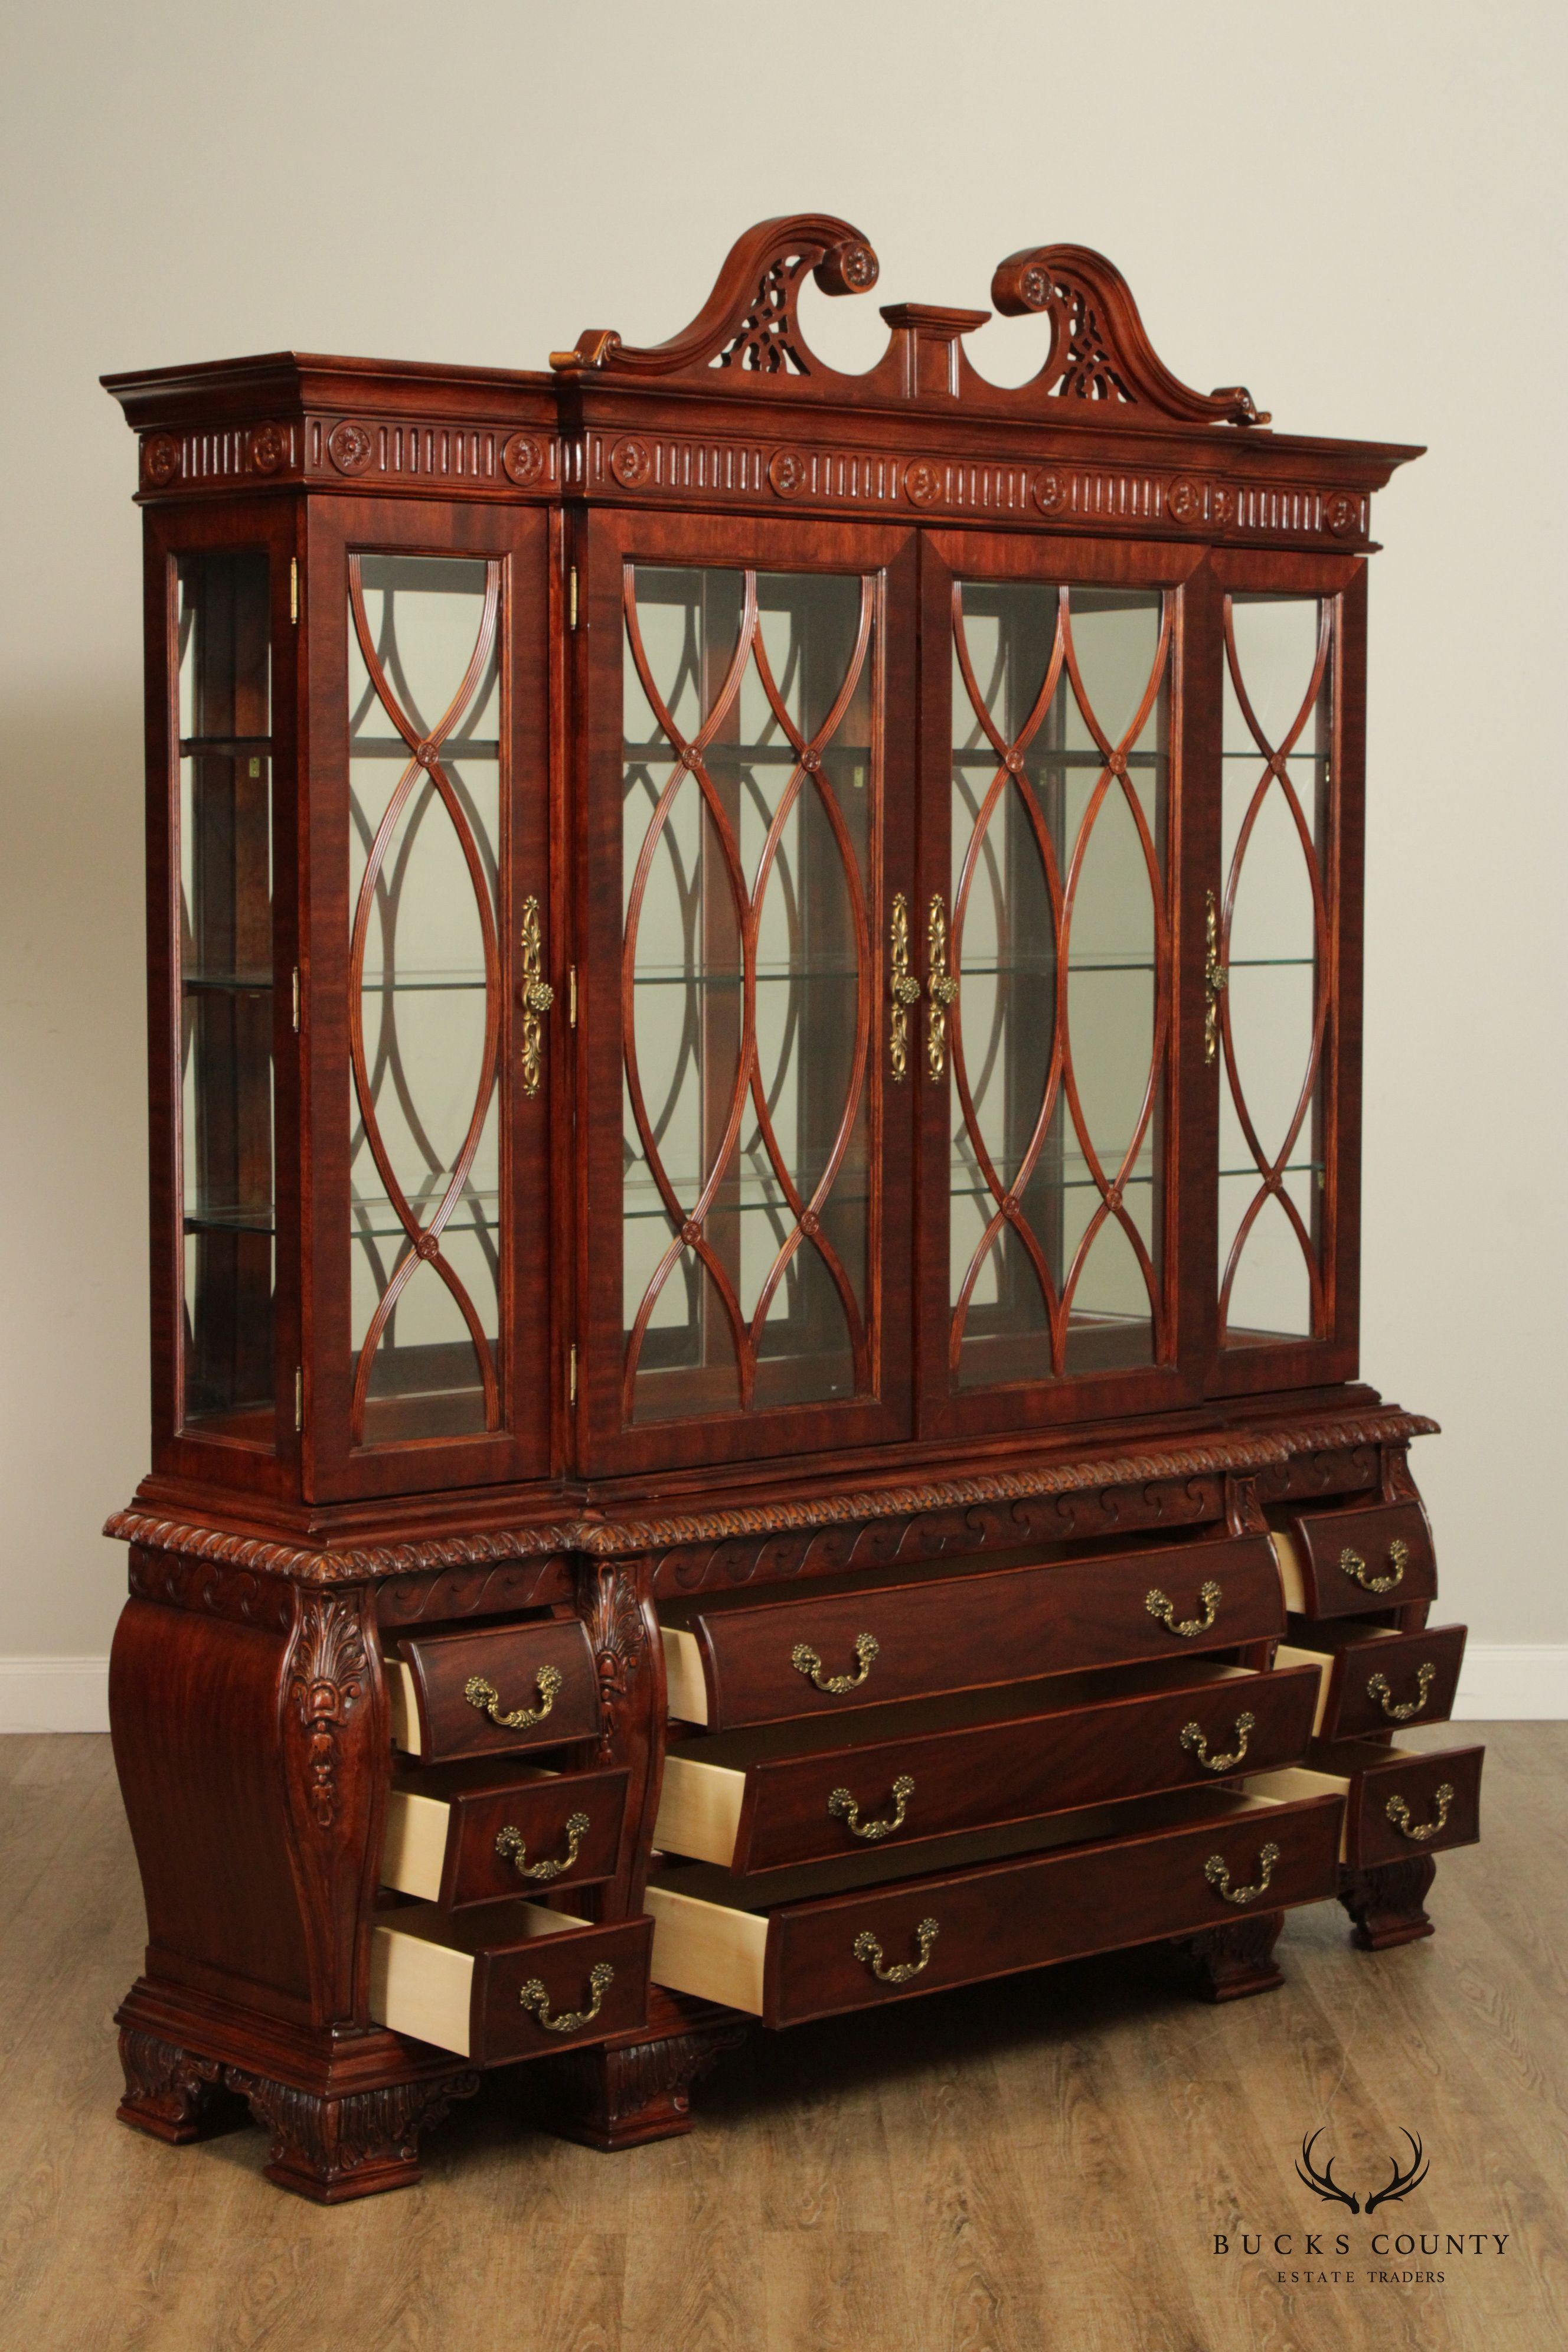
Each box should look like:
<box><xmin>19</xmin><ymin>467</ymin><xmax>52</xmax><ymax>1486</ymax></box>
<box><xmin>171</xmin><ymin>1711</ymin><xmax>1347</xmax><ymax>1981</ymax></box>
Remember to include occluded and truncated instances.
<box><xmin>1337</xmin><ymin>1857</ymin><xmax>1437</xmax><ymax>1951</ymax></box>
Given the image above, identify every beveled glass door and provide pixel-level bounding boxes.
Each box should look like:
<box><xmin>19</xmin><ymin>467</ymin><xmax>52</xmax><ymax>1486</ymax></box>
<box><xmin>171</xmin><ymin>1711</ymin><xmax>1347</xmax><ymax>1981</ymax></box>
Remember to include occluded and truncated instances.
<box><xmin>306</xmin><ymin>498</ymin><xmax>552</xmax><ymax>1501</ymax></box>
<box><xmin>917</xmin><ymin>533</ymin><xmax>1203</xmax><ymax>1436</ymax></box>
<box><xmin>580</xmin><ymin>511</ymin><xmax>916</xmax><ymax>1475</ymax></box>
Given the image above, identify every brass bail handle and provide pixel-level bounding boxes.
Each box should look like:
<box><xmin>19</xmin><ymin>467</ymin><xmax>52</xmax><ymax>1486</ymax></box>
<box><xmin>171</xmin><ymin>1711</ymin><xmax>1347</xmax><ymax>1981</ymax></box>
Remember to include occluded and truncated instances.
<box><xmin>792</xmin><ymin>1632</ymin><xmax>878</xmax><ymax>1695</ymax></box>
<box><xmin>854</xmin><ymin>1916</ymin><xmax>940</xmax><ymax>1984</ymax></box>
<box><xmin>1180</xmin><ymin>1711</ymin><xmax>1257</xmax><ymax>1773</ymax></box>
<box><xmin>1385</xmin><ymin>1782</ymin><xmax>1455</xmax><ymax>1843</ymax></box>
<box><xmin>1338</xmin><ymin>1536</ymin><xmax>1409</xmax><ymax>1594</ymax></box>
<box><xmin>1203</xmin><ymin>888</ymin><xmax>1227</xmax><ymax>1066</ymax></box>
<box><xmin>1145</xmin><ymin>1580</ymin><xmax>1222</xmax><ymax>1639</ymax></box>
<box><xmin>518</xmin><ymin>1961</ymin><xmax>615</xmax><ymax>2034</ymax></box>
<box><xmin>520</xmin><ymin>893</ymin><xmax>555</xmax><ymax>1098</ymax></box>
<box><xmin>494</xmin><ymin>1811</ymin><xmax>591</xmax><ymax>1882</ymax></box>
<box><xmin>464</xmin><ymin>1663</ymin><xmax>564</xmax><ymax>1729</ymax></box>
<box><xmin>1366</xmin><ymin>1662</ymin><xmax>1436</xmax><ymax>1723</ymax></box>
<box><xmin>1204</xmin><ymin>1841</ymin><xmax>1280</xmax><ymax>1906</ymax></box>
<box><xmin>926</xmin><ymin>894</ymin><xmax>959</xmax><ymax>1080</ymax></box>
<box><xmin>828</xmin><ymin>1774</ymin><xmax>914</xmax><ymax>1842</ymax></box>
<box><xmin>888</xmin><ymin>892</ymin><xmax>922</xmax><ymax>1081</ymax></box>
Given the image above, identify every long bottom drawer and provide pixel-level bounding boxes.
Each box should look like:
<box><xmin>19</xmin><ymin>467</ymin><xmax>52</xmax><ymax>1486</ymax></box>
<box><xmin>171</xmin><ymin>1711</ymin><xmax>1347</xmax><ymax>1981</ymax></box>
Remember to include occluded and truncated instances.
<box><xmin>645</xmin><ymin>1781</ymin><xmax>1342</xmax><ymax>2027</ymax></box>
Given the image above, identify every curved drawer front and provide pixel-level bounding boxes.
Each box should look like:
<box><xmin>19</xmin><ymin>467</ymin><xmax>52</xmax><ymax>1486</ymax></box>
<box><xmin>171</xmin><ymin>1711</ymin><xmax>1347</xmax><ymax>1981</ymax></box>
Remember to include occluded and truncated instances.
<box><xmin>663</xmin><ymin>1536</ymin><xmax>1284</xmax><ymax>1730</ymax></box>
<box><xmin>656</xmin><ymin>1661</ymin><xmax>1321</xmax><ymax>1873</ymax></box>
<box><xmin>1278</xmin><ymin>1622</ymin><xmax>1467</xmax><ymax>1743</ymax></box>
<box><xmin>1275</xmin><ymin>1501</ymin><xmax>1438</xmax><ymax>1620</ymax></box>
<box><xmin>371</xmin><ymin>1902</ymin><xmax>651</xmax><ymax>2062</ymax></box>
<box><xmin>1274</xmin><ymin>1740</ymin><xmax>1484</xmax><ymax>1870</ymax></box>
<box><xmin>383</xmin><ymin>1764</ymin><xmax>630</xmax><ymax>1907</ymax></box>
<box><xmin>646</xmin><ymin>1786</ymin><xmax>1342</xmax><ymax>2027</ymax></box>
<box><xmin>389</xmin><ymin>1619</ymin><xmax>601</xmax><ymax>1762</ymax></box>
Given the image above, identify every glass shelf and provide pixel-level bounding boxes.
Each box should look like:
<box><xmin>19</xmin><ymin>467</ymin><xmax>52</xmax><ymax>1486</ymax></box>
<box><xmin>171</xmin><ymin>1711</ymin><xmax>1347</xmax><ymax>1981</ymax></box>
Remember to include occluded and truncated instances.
<box><xmin>623</xmin><ymin>1164</ymin><xmax>868</xmax><ymax>1223</ymax></box>
<box><xmin>625</xmin><ymin>742</ymin><xmax>870</xmax><ymax>768</ymax></box>
<box><xmin>357</xmin><ymin>969</ymin><xmax>492</xmax><ymax>993</ymax></box>
<box><xmin>349</xmin><ymin>1191</ymin><xmax>499</xmax><ymax>1242</ymax></box>
<box><xmin>952</xmin><ymin>749</ymin><xmax>1164</xmax><ymax>770</ymax></box>
<box><xmin>180</xmin><ymin>735</ymin><xmax>271</xmax><ymax>757</ymax></box>
<box><xmin>349</xmin><ymin>736</ymin><xmax>500</xmax><ymax>760</ymax></box>
<box><xmin>1226</xmin><ymin>956</ymin><xmax>1314</xmax><ymax>969</ymax></box>
<box><xmin>183</xmin><ymin>969</ymin><xmax>273</xmax><ymax>994</ymax></box>
<box><xmin>185</xmin><ymin>1206</ymin><xmax>275</xmax><ymax>1237</ymax></box>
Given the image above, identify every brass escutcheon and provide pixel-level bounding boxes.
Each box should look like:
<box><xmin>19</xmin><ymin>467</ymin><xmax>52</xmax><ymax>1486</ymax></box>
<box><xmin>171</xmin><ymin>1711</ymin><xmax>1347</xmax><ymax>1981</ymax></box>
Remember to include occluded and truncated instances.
<box><xmin>1384</xmin><ymin>1782</ymin><xmax>1455</xmax><ymax>1843</ymax></box>
<box><xmin>1338</xmin><ymin>1536</ymin><xmax>1409</xmax><ymax>1594</ymax></box>
<box><xmin>1203</xmin><ymin>888</ymin><xmax>1228</xmax><ymax>1066</ymax></box>
<box><xmin>494</xmin><ymin>1811</ymin><xmax>590</xmax><ymax>1882</ymax></box>
<box><xmin>519</xmin><ymin>893</ymin><xmax>553</xmax><ymax>1097</ymax></box>
<box><xmin>926</xmin><ymin>895</ymin><xmax>959</xmax><ymax>1080</ymax></box>
<box><xmin>1366</xmin><ymin>1662</ymin><xmax>1436</xmax><ymax>1722</ymax></box>
<box><xmin>1204</xmin><ymin>1841</ymin><xmax>1280</xmax><ymax>1906</ymax></box>
<box><xmin>888</xmin><ymin>893</ymin><xmax>921</xmax><ymax>1082</ymax></box>
<box><xmin>464</xmin><ymin>1663</ymin><xmax>564</xmax><ymax>1730</ymax></box>
<box><xmin>854</xmin><ymin>1916</ymin><xmax>939</xmax><ymax>1983</ymax></box>
<box><xmin>1146</xmin><ymin>1580</ymin><xmax>1222</xmax><ymax>1639</ymax></box>
<box><xmin>1180</xmin><ymin>1710</ymin><xmax>1257</xmax><ymax>1773</ymax></box>
<box><xmin>518</xmin><ymin>1961</ymin><xmax>615</xmax><ymax>2034</ymax></box>
<box><xmin>828</xmin><ymin>1774</ymin><xmax>914</xmax><ymax>1842</ymax></box>
<box><xmin>792</xmin><ymin>1632</ymin><xmax>878</xmax><ymax>1695</ymax></box>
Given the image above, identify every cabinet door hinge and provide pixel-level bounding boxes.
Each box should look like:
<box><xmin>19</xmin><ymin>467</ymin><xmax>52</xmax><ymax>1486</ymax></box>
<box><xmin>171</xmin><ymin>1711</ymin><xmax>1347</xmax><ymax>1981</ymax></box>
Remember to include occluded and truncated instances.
<box><xmin>294</xmin><ymin>1366</ymin><xmax>303</xmax><ymax>1432</ymax></box>
<box><xmin>568</xmin><ymin>566</ymin><xmax>579</xmax><ymax>630</ymax></box>
<box><xmin>568</xmin><ymin>1342</ymin><xmax>577</xmax><ymax>1407</ymax></box>
<box><xmin>291</xmin><ymin>965</ymin><xmax>300</xmax><ymax>1032</ymax></box>
<box><xmin>569</xmin><ymin>965</ymin><xmax>577</xmax><ymax>1029</ymax></box>
<box><xmin>289</xmin><ymin>558</ymin><xmax>299</xmax><ymax>625</ymax></box>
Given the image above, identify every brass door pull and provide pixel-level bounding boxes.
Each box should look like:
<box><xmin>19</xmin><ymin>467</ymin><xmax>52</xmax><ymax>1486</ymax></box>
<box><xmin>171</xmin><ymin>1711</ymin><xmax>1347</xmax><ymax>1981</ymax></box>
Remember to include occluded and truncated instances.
<box><xmin>854</xmin><ymin>1916</ymin><xmax>939</xmax><ymax>1984</ymax></box>
<box><xmin>494</xmin><ymin>1811</ymin><xmax>590</xmax><ymax>1882</ymax></box>
<box><xmin>926</xmin><ymin>895</ymin><xmax>959</xmax><ymax>1080</ymax></box>
<box><xmin>792</xmin><ymin>1632</ymin><xmax>878</xmax><ymax>1694</ymax></box>
<box><xmin>1385</xmin><ymin>1782</ymin><xmax>1455</xmax><ymax>1843</ymax></box>
<box><xmin>888</xmin><ymin>891</ymin><xmax>921</xmax><ymax>1082</ymax></box>
<box><xmin>1180</xmin><ymin>1711</ymin><xmax>1257</xmax><ymax>1773</ymax></box>
<box><xmin>1146</xmin><ymin>1581</ymin><xmax>1222</xmax><ymax>1638</ymax></box>
<box><xmin>828</xmin><ymin>1775</ymin><xmax>913</xmax><ymax>1842</ymax></box>
<box><xmin>1204</xmin><ymin>1841</ymin><xmax>1280</xmax><ymax>1906</ymax></box>
<box><xmin>1338</xmin><ymin>1537</ymin><xmax>1409</xmax><ymax>1594</ymax></box>
<box><xmin>518</xmin><ymin>1961</ymin><xmax>615</xmax><ymax>2034</ymax></box>
<box><xmin>1366</xmin><ymin>1663</ymin><xmax>1436</xmax><ymax>1722</ymax></box>
<box><xmin>520</xmin><ymin>893</ymin><xmax>553</xmax><ymax>1097</ymax></box>
<box><xmin>464</xmin><ymin>1664</ymin><xmax>564</xmax><ymax>1729</ymax></box>
<box><xmin>1203</xmin><ymin>887</ymin><xmax>1227</xmax><ymax>1066</ymax></box>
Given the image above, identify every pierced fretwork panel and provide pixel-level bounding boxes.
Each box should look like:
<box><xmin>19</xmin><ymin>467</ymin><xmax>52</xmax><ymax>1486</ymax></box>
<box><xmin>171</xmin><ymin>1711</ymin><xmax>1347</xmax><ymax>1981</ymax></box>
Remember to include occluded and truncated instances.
<box><xmin>347</xmin><ymin>556</ymin><xmax>504</xmax><ymax>1445</ymax></box>
<box><xmin>622</xmin><ymin>564</ymin><xmax>877</xmax><ymax>1425</ymax></box>
<box><xmin>948</xmin><ymin>582</ymin><xmax>1171</xmax><ymax>1387</ymax></box>
<box><xmin>1218</xmin><ymin>594</ymin><xmax>1333</xmax><ymax>1342</ymax></box>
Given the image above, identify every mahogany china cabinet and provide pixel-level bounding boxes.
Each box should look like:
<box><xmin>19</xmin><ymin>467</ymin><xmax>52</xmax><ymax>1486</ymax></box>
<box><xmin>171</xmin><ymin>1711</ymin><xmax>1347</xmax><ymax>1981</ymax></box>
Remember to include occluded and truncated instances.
<box><xmin>102</xmin><ymin>217</ymin><xmax>1481</xmax><ymax>2201</ymax></box>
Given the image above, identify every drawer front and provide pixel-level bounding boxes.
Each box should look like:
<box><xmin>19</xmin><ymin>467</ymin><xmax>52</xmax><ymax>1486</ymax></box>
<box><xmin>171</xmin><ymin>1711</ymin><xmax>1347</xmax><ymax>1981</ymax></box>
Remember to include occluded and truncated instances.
<box><xmin>384</xmin><ymin>1766</ymin><xmax>629</xmax><ymax>1907</ymax></box>
<box><xmin>1283</xmin><ymin>1501</ymin><xmax>1437</xmax><ymax>1619</ymax></box>
<box><xmin>1296</xmin><ymin>1623</ymin><xmax>1467</xmax><ymax>1742</ymax></box>
<box><xmin>763</xmin><ymin>1793</ymin><xmax>1341</xmax><ymax>2026</ymax></box>
<box><xmin>725</xmin><ymin>1664</ymin><xmax>1321</xmax><ymax>1874</ymax></box>
<box><xmin>1338</xmin><ymin>1740</ymin><xmax>1484</xmax><ymax>1870</ymax></box>
<box><xmin>681</xmin><ymin>1536</ymin><xmax>1284</xmax><ymax>1730</ymax></box>
<box><xmin>394</xmin><ymin>1619</ymin><xmax>601</xmax><ymax>1762</ymax></box>
<box><xmin>471</xmin><ymin>1915</ymin><xmax>652</xmax><ymax>2063</ymax></box>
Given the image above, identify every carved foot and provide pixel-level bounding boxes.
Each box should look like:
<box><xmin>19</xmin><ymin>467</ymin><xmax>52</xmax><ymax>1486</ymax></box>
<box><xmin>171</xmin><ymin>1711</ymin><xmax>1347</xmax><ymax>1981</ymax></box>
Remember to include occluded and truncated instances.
<box><xmin>117</xmin><ymin>2028</ymin><xmax>239</xmax><ymax>2144</ymax></box>
<box><xmin>1177</xmin><ymin>1909</ymin><xmax>1286</xmax><ymax>2002</ymax></box>
<box><xmin>226</xmin><ymin>2067</ymin><xmax>482</xmax><ymax>2203</ymax></box>
<box><xmin>543</xmin><ymin>2012</ymin><xmax>747</xmax><ymax>2151</ymax></box>
<box><xmin>1338</xmin><ymin>1856</ymin><xmax>1437</xmax><ymax>1951</ymax></box>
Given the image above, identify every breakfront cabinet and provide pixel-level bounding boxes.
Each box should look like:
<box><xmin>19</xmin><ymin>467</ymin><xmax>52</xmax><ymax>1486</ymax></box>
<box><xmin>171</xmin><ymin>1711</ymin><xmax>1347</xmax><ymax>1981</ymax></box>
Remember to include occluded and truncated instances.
<box><xmin>103</xmin><ymin>220</ymin><xmax>1480</xmax><ymax>2201</ymax></box>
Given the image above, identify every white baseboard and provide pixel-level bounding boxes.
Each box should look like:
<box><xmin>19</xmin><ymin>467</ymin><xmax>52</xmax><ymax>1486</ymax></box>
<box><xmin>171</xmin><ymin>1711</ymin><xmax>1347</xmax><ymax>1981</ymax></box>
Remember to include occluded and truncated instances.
<box><xmin>0</xmin><ymin>1644</ymin><xmax>1563</xmax><ymax>1732</ymax></box>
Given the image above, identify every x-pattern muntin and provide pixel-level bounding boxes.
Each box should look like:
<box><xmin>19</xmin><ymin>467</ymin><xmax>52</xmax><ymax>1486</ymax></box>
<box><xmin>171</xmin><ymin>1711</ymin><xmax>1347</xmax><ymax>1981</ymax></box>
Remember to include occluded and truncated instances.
<box><xmin>620</xmin><ymin>567</ymin><xmax>876</xmax><ymax>1417</ymax></box>
<box><xmin>948</xmin><ymin>583</ymin><xmax>1172</xmax><ymax>1376</ymax></box>
<box><xmin>1217</xmin><ymin>597</ymin><xmax>1332</xmax><ymax>1341</ymax></box>
<box><xmin>346</xmin><ymin>556</ymin><xmax>504</xmax><ymax>1440</ymax></box>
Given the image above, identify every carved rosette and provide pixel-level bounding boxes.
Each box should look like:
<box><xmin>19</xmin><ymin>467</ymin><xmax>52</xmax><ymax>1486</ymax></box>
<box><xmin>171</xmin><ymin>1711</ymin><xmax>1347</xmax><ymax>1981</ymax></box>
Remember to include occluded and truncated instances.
<box><xmin>287</xmin><ymin>1595</ymin><xmax>368</xmax><ymax>1830</ymax></box>
<box><xmin>768</xmin><ymin>446</ymin><xmax>809</xmax><ymax>497</ymax></box>
<box><xmin>250</xmin><ymin>422</ymin><xmax>286</xmax><ymax>474</ymax></box>
<box><xmin>609</xmin><ymin>435</ymin><xmax>653</xmax><ymax>488</ymax></box>
<box><xmin>502</xmin><ymin>431</ymin><xmax>547</xmax><ymax>486</ymax></box>
<box><xmin>143</xmin><ymin>433</ymin><xmax>180</xmax><ymax>487</ymax></box>
<box><xmin>326</xmin><ymin>420</ymin><xmax>375</xmax><ymax>475</ymax></box>
<box><xmin>903</xmin><ymin>457</ymin><xmax>943</xmax><ymax>508</ymax></box>
<box><xmin>1324</xmin><ymin>490</ymin><xmax>1361</xmax><ymax>536</ymax></box>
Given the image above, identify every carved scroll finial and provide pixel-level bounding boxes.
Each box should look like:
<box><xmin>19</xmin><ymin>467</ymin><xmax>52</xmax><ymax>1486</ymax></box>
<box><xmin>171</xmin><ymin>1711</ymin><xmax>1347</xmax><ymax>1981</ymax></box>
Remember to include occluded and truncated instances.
<box><xmin>550</xmin><ymin>215</ymin><xmax>880</xmax><ymax>381</ymax></box>
<box><xmin>991</xmin><ymin>244</ymin><xmax>1269</xmax><ymax>426</ymax></box>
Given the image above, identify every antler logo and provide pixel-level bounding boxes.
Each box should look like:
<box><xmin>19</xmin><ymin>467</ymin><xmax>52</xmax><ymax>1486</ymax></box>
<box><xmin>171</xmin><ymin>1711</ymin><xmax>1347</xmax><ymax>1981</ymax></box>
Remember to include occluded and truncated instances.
<box><xmin>1296</xmin><ymin>2128</ymin><xmax>1429</xmax><ymax>2213</ymax></box>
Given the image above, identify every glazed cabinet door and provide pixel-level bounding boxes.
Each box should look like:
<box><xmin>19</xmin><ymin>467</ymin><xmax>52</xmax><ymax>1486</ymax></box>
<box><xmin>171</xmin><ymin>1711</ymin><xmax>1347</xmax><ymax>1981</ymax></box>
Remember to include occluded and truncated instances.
<box><xmin>914</xmin><ymin>531</ymin><xmax>1207</xmax><ymax>1438</ymax></box>
<box><xmin>303</xmin><ymin>499</ymin><xmax>554</xmax><ymax>1499</ymax></box>
<box><xmin>1203</xmin><ymin>550</ymin><xmax>1364</xmax><ymax>1394</ymax></box>
<box><xmin>577</xmin><ymin>510</ymin><xmax>917</xmax><ymax>1475</ymax></box>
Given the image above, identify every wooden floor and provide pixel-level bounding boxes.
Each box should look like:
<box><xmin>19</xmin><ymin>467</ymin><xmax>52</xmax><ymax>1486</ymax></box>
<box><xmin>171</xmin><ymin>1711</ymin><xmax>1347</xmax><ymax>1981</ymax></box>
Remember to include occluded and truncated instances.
<box><xmin>1</xmin><ymin>1728</ymin><xmax>1563</xmax><ymax>2352</ymax></box>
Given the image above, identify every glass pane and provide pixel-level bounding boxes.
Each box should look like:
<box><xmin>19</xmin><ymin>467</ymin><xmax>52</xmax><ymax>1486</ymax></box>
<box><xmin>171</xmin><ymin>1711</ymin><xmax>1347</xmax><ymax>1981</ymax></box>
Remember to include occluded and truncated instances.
<box><xmin>347</xmin><ymin>555</ymin><xmax>503</xmax><ymax>1443</ymax></box>
<box><xmin>177</xmin><ymin>550</ymin><xmax>275</xmax><ymax>1439</ymax></box>
<box><xmin>622</xmin><ymin>564</ymin><xmax>876</xmax><ymax>1423</ymax></box>
<box><xmin>949</xmin><ymin>582</ymin><xmax>1168</xmax><ymax>1387</ymax></box>
<box><xmin>1219</xmin><ymin>594</ymin><xmax>1330</xmax><ymax>1342</ymax></box>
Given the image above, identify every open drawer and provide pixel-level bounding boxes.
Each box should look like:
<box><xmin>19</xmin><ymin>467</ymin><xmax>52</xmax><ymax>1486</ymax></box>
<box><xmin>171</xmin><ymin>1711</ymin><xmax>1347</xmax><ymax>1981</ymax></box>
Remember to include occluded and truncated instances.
<box><xmin>370</xmin><ymin>1900</ymin><xmax>651</xmax><ymax>2062</ymax></box>
<box><xmin>655</xmin><ymin>1658</ymin><xmax>1320</xmax><ymax>1874</ymax></box>
<box><xmin>1276</xmin><ymin>1622</ymin><xmax>1466</xmax><ymax>1741</ymax></box>
<box><xmin>386</xmin><ymin>1619</ymin><xmax>601</xmax><ymax>1762</ymax></box>
<box><xmin>1252</xmin><ymin>1742</ymin><xmax>1484</xmax><ymax>1870</ymax></box>
<box><xmin>659</xmin><ymin>1535</ymin><xmax>1285</xmax><ymax>1730</ymax></box>
<box><xmin>1272</xmin><ymin>1500</ymin><xmax>1437</xmax><ymax>1621</ymax></box>
<box><xmin>644</xmin><ymin>1780</ymin><xmax>1342</xmax><ymax>2027</ymax></box>
<box><xmin>383</xmin><ymin>1762</ymin><xmax>629</xmax><ymax>1907</ymax></box>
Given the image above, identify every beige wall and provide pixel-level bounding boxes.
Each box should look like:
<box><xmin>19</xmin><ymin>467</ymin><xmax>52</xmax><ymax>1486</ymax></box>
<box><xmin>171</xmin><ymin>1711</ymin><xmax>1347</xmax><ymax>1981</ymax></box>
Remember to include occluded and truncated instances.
<box><xmin>2</xmin><ymin>0</ymin><xmax>1563</xmax><ymax>1671</ymax></box>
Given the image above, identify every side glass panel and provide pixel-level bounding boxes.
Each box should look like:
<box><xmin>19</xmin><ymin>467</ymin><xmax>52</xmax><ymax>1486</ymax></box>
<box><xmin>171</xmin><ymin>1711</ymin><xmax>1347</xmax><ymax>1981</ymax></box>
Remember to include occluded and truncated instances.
<box><xmin>948</xmin><ymin>582</ymin><xmax>1170</xmax><ymax>1387</ymax></box>
<box><xmin>347</xmin><ymin>556</ymin><xmax>504</xmax><ymax>1443</ymax></box>
<box><xmin>1219</xmin><ymin>595</ymin><xmax>1331</xmax><ymax>1342</ymax></box>
<box><xmin>622</xmin><ymin>565</ymin><xmax>877</xmax><ymax>1425</ymax></box>
<box><xmin>177</xmin><ymin>550</ymin><xmax>275</xmax><ymax>1440</ymax></box>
